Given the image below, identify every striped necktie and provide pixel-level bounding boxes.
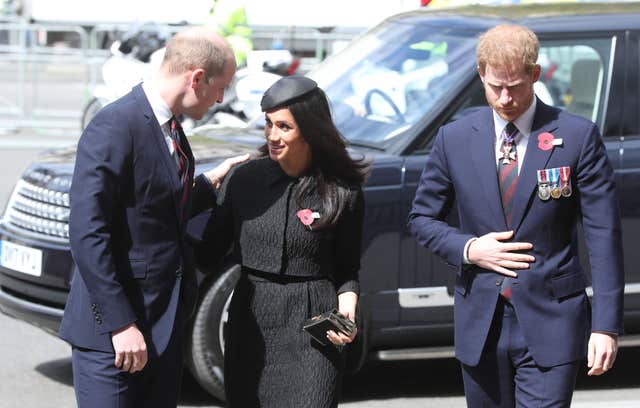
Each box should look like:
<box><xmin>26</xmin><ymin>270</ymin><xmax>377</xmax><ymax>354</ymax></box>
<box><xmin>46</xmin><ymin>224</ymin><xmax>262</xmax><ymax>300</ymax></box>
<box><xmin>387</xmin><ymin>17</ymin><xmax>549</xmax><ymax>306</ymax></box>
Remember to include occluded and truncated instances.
<box><xmin>499</xmin><ymin>122</ymin><xmax>519</xmax><ymax>228</ymax></box>
<box><xmin>169</xmin><ymin>117</ymin><xmax>187</xmax><ymax>177</ymax></box>
<box><xmin>169</xmin><ymin>116</ymin><xmax>191</xmax><ymax>221</ymax></box>
<box><xmin>498</xmin><ymin>122</ymin><xmax>519</xmax><ymax>300</ymax></box>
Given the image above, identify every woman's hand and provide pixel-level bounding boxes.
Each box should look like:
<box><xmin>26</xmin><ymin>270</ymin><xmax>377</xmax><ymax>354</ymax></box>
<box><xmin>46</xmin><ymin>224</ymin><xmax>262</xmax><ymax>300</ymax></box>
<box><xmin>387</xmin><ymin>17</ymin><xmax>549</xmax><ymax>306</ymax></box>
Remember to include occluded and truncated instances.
<box><xmin>326</xmin><ymin>291</ymin><xmax>358</xmax><ymax>347</ymax></box>
<box><xmin>204</xmin><ymin>154</ymin><xmax>250</xmax><ymax>189</ymax></box>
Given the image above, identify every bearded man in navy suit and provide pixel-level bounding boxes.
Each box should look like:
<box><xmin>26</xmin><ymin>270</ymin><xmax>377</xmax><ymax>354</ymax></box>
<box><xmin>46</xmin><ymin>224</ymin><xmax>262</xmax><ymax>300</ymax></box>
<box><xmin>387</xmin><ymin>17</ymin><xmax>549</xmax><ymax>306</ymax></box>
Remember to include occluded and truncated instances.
<box><xmin>59</xmin><ymin>27</ymin><xmax>248</xmax><ymax>408</ymax></box>
<box><xmin>408</xmin><ymin>25</ymin><xmax>624</xmax><ymax>407</ymax></box>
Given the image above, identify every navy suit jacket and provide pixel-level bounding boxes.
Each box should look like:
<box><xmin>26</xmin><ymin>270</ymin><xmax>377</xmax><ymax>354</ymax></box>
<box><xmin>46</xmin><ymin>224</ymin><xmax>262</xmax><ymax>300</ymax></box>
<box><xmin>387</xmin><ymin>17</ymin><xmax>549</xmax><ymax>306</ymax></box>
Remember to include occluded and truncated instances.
<box><xmin>408</xmin><ymin>101</ymin><xmax>624</xmax><ymax>367</ymax></box>
<box><xmin>59</xmin><ymin>84</ymin><xmax>215</xmax><ymax>355</ymax></box>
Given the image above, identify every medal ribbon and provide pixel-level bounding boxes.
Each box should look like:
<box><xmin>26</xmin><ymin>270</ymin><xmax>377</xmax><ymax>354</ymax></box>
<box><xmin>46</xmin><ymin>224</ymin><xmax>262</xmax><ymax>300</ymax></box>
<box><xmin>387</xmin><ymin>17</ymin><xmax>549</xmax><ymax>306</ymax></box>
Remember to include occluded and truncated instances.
<box><xmin>560</xmin><ymin>166</ymin><xmax>570</xmax><ymax>186</ymax></box>
<box><xmin>550</xmin><ymin>167</ymin><xmax>559</xmax><ymax>187</ymax></box>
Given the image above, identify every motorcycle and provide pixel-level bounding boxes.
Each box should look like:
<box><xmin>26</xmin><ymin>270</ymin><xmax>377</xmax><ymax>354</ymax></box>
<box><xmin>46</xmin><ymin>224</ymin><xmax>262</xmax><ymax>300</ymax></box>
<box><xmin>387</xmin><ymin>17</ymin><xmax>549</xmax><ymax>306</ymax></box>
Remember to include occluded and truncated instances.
<box><xmin>81</xmin><ymin>24</ymin><xmax>168</xmax><ymax>130</ymax></box>
<box><xmin>82</xmin><ymin>26</ymin><xmax>299</xmax><ymax>131</ymax></box>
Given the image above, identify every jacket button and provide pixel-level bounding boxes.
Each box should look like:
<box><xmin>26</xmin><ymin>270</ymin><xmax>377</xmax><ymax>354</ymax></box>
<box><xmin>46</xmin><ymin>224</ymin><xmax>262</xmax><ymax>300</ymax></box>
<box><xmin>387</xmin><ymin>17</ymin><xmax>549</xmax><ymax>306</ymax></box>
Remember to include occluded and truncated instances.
<box><xmin>495</xmin><ymin>280</ymin><xmax>502</xmax><ymax>286</ymax></box>
<box><xmin>175</xmin><ymin>269</ymin><xmax>183</xmax><ymax>278</ymax></box>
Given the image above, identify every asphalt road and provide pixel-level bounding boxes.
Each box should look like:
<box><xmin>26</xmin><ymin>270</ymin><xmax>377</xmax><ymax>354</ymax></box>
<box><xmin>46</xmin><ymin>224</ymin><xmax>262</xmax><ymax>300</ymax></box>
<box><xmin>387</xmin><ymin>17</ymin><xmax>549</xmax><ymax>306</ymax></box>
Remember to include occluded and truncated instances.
<box><xmin>1</xmin><ymin>142</ymin><xmax>639</xmax><ymax>407</ymax></box>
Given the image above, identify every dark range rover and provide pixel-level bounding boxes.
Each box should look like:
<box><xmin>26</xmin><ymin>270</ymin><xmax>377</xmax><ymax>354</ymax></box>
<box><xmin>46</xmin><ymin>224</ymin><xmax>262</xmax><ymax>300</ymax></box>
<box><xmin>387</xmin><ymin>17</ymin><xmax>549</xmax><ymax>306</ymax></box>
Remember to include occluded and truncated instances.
<box><xmin>2</xmin><ymin>2</ymin><xmax>640</xmax><ymax>401</ymax></box>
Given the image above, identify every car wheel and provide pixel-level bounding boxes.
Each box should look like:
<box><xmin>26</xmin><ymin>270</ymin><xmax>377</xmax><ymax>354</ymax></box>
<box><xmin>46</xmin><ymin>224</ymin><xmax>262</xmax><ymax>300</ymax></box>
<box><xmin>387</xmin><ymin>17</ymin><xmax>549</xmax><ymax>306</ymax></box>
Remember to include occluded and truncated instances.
<box><xmin>81</xmin><ymin>97</ymin><xmax>106</xmax><ymax>130</ymax></box>
<box><xmin>186</xmin><ymin>264</ymin><xmax>241</xmax><ymax>402</ymax></box>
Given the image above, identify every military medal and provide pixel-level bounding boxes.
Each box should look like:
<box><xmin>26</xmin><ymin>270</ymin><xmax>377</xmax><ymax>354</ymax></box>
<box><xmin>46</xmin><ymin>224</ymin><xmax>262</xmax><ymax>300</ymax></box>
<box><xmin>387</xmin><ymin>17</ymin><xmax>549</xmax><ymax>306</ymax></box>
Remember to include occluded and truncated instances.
<box><xmin>537</xmin><ymin>169</ymin><xmax>551</xmax><ymax>201</ymax></box>
<box><xmin>560</xmin><ymin>166</ymin><xmax>572</xmax><ymax>197</ymax></box>
<box><xmin>501</xmin><ymin>143</ymin><xmax>516</xmax><ymax>165</ymax></box>
<box><xmin>550</xmin><ymin>167</ymin><xmax>561</xmax><ymax>199</ymax></box>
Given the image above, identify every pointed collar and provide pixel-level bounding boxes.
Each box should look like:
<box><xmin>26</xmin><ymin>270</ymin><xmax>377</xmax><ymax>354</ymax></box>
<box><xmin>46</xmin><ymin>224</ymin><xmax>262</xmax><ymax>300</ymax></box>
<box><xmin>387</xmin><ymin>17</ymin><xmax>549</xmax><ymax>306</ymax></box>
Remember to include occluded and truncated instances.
<box><xmin>141</xmin><ymin>79</ymin><xmax>173</xmax><ymax>128</ymax></box>
<box><xmin>492</xmin><ymin>96</ymin><xmax>537</xmax><ymax>140</ymax></box>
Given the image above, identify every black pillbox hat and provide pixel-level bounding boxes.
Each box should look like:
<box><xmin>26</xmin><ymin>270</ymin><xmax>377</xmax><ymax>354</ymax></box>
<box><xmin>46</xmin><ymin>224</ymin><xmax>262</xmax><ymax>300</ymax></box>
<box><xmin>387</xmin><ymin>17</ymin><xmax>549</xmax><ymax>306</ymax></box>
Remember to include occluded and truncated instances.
<box><xmin>260</xmin><ymin>76</ymin><xmax>318</xmax><ymax>112</ymax></box>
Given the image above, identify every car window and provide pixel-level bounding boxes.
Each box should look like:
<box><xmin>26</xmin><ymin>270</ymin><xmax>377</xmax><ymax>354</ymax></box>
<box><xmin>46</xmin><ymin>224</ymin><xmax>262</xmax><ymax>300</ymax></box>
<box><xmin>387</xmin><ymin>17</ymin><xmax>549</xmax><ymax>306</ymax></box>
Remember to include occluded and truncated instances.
<box><xmin>448</xmin><ymin>36</ymin><xmax>615</xmax><ymax>133</ymax></box>
<box><xmin>307</xmin><ymin>21</ymin><xmax>478</xmax><ymax>148</ymax></box>
<box><xmin>537</xmin><ymin>37</ymin><xmax>614</xmax><ymax>128</ymax></box>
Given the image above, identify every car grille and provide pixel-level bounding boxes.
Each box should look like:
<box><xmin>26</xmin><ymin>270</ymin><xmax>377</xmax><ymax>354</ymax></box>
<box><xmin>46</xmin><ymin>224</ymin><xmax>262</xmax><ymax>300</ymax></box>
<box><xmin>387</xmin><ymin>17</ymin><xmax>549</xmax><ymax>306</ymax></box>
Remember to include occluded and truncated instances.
<box><xmin>2</xmin><ymin>179</ymin><xmax>70</xmax><ymax>244</ymax></box>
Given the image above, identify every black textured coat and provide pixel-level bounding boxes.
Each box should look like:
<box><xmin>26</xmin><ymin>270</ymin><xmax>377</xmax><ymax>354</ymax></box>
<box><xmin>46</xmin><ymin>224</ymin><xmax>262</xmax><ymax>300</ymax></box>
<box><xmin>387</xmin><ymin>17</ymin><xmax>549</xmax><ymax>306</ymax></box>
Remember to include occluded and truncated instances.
<box><xmin>196</xmin><ymin>157</ymin><xmax>365</xmax><ymax>407</ymax></box>
<box><xmin>199</xmin><ymin>156</ymin><xmax>363</xmax><ymax>294</ymax></box>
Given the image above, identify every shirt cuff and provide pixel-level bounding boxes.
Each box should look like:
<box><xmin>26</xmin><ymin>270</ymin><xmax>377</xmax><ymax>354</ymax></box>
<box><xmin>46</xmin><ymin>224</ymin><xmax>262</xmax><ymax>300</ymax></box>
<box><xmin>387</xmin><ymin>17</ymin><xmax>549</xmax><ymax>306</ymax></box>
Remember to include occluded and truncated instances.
<box><xmin>462</xmin><ymin>237</ymin><xmax>478</xmax><ymax>265</ymax></box>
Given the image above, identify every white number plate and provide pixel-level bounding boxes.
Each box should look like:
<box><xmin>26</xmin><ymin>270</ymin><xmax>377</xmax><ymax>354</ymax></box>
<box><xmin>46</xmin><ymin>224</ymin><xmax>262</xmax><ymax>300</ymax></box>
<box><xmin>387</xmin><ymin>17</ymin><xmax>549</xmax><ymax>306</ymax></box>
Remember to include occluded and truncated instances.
<box><xmin>0</xmin><ymin>240</ymin><xmax>43</xmax><ymax>277</ymax></box>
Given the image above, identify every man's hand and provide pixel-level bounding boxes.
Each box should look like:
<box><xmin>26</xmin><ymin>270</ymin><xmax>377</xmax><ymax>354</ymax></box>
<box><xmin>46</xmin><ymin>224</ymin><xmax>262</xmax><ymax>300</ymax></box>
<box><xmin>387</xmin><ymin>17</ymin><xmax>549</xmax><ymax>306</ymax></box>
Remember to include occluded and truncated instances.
<box><xmin>204</xmin><ymin>153</ymin><xmax>250</xmax><ymax>189</ymax></box>
<box><xmin>467</xmin><ymin>230</ymin><xmax>534</xmax><ymax>277</ymax></box>
<box><xmin>111</xmin><ymin>323</ymin><xmax>147</xmax><ymax>373</ymax></box>
<box><xmin>587</xmin><ymin>332</ymin><xmax>618</xmax><ymax>376</ymax></box>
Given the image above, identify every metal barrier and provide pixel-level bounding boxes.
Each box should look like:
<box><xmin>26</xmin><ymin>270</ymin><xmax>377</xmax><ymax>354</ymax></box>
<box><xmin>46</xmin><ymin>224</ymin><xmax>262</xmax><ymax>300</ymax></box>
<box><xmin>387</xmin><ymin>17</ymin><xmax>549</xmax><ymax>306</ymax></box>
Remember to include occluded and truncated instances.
<box><xmin>0</xmin><ymin>20</ymin><xmax>361</xmax><ymax>134</ymax></box>
<box><xmin>0</xmin><ymin>20</ymin><xmax>107</xmax><ymax>132</ymax></box>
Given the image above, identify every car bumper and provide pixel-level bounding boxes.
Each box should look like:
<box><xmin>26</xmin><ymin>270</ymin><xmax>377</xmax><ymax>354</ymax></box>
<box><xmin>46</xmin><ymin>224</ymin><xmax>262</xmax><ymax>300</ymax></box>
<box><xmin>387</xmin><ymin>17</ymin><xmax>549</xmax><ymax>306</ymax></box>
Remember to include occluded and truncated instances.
<box><xmin>0</xmin><ymin>283</ymin><xmax>63</xmax><ymax>335</ymax></box>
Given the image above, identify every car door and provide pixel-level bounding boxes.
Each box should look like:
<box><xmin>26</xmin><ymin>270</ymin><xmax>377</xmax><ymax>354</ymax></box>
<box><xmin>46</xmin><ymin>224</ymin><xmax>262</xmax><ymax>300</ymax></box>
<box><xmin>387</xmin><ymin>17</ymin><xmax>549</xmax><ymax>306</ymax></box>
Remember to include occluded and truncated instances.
<box><xmin>617</xmin><ymin>27</ymin><xmax>640</xmax><ymax>321</ymax></box>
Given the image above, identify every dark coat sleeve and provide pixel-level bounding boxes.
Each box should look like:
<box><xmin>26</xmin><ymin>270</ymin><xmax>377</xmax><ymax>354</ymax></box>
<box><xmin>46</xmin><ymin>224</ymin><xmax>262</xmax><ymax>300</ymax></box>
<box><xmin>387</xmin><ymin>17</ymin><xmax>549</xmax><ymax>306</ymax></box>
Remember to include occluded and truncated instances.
<box><xmin>575</xmin><ymin>123</ymin><xmax>624</xmax><ymax>334</ymax></box>
<box><xmin>191</xmin><ymin>167</ymin><xmax>236</xmax><ymax>271</ymax></box>
<box><xmin>189</xmin><ymin>173</ymin><xmax>217</xmax><ymax>218</ymax></box>
<box><xmin>333</xmin><ymin>188</ymin><xmax>364</xmax><ymax>294</ymax></box>
<box><xmin>68</xmin><ymin>106</ymin><xmax>137</xmax><ymax>335</ymax></box>
<box><xmin>407</xmin><ymin>127</ymin><xmax>475</xmax><ymax>268</ymax></box>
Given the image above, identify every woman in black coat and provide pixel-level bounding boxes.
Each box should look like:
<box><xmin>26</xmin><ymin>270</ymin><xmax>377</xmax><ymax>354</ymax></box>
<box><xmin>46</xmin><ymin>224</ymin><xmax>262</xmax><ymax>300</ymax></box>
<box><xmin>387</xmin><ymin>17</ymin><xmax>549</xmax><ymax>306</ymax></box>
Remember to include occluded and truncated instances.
<box><xmin>197</xmin><ymin>76</ymin><xmax>368</xmax><ymax>407</ymax></box>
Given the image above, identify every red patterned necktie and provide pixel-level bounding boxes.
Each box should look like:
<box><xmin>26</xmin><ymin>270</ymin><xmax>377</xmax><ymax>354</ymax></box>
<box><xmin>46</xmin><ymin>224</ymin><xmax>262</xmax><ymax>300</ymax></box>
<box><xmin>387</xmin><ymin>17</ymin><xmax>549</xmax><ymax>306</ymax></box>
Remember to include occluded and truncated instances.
<box><xmin>169</xmin><ymin>117</ymin><xmax>187</xmax><ymax>177</ymax></box>
<box><xmin>499</xmin><ymin>122</ymin><xmax>519</xmax><ymax>228</ymax></box>
<box><xmin>498</xmin><ymin>122</ymin><xmax>519</xmax><ymax>300</ymax></box>
<box><xmin>169</xmin><ymin>116</ymin><xmax>191</xmax><ymax>221</ymax></box>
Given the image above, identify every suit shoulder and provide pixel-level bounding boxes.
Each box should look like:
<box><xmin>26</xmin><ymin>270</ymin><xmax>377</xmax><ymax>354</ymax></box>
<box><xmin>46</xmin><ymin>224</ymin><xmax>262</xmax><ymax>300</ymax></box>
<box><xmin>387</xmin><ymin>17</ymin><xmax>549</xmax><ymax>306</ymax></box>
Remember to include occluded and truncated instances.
<box><xmin>555</xmin><ymin>109</ymin><xmax>597</xmax><ymax>131</ymax></box>
<box><xmin>443</xmin><ymin>107</ymin><xmax>489</xmax><ymax>132</ymax></box>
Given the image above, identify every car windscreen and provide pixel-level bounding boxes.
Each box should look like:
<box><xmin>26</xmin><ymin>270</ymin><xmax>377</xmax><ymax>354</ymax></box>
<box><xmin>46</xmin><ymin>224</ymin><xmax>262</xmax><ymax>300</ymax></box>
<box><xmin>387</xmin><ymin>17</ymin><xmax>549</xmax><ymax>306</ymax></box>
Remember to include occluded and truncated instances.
<box><xmin>308</xmin><ymin>19</ymin><xmax>478</xmax><ymax>149</ymax></box>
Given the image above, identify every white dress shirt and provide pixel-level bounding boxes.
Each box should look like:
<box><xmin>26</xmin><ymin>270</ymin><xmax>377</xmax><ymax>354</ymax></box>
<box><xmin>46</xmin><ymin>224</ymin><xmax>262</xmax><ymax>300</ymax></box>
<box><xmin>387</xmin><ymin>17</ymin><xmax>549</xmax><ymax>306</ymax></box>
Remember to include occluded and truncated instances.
<box><xmin>492</xmin><ymin>97</ymin><xmax>537</xmax><ymax>174</ymax></box>
<box><xmin>463</xmin><ymin>97</ymin><xmax>538</xmax><ymax>264</ymax></box>
<box><xmin>141</xmin><ymin>80</ymin><xmax>180</xmax><ymax>168</ymax></box>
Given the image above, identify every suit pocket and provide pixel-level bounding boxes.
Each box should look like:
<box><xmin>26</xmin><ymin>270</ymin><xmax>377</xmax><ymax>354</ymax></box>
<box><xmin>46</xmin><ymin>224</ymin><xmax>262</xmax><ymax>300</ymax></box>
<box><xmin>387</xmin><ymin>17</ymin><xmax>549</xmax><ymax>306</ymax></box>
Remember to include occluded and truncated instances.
<box><xmin>549</xmin><ymin>270</ymin><xmax>587</xmax><ymax>300</ymax></box>
<box><xmin>129</xmin><ymin>260</ymin><xmax>148</xmax><ymax>279</ymax></box>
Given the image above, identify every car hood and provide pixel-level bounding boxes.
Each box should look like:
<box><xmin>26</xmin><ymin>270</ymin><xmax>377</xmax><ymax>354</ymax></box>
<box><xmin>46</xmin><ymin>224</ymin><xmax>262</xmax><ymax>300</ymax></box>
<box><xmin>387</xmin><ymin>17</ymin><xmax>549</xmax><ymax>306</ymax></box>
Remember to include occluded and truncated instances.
<box><xmin>23</xmin><ymin>125</ymin><xmax>397</xmax><ymax>190</ymax></box>
<box><xmin>30</xmin><ymin>126</ymin><xmax>265</xmax><ymax>176</ymax></box>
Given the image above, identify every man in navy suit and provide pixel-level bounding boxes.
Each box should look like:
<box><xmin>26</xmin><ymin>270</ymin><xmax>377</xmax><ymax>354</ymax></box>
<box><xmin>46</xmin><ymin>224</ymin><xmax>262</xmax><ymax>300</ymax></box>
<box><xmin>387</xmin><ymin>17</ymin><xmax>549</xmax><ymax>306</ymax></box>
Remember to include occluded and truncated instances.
<box><xmin>408</xmin><ymin>25</ymin><xmax>624</xmax><ymax>407</ymax></box>
<box><xmin>59</xmin><ymin>27</ymin><xmax>248</xmax><ymax>407</ymax></box>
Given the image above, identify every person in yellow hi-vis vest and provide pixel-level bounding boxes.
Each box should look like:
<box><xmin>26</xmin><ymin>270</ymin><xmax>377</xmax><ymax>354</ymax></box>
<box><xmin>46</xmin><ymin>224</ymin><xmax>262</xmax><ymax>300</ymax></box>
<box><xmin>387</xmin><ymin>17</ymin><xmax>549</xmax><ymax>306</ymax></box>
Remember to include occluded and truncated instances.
<box><xmin>210</xmin><ymin>0</ymin><xmax>253</xmax><ymax>67</ymax></box>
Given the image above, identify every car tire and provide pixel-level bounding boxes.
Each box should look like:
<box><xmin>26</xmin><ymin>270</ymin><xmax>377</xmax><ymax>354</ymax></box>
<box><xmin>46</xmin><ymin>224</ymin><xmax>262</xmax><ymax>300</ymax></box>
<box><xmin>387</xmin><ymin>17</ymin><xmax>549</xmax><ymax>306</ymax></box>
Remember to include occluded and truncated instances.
<box><xmin>186</xmin><ymin>264</ymin><xmax>241</xmax><ymax>402</ymax></box>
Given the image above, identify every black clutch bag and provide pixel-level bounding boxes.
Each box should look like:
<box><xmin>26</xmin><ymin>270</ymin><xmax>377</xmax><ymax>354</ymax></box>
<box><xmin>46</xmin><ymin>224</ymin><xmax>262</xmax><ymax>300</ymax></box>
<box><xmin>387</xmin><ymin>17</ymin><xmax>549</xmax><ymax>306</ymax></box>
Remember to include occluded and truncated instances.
<box><xmin>302</xmin><ymin>309</ymin><xmax>356</xmax><ymax>347</ymax></box>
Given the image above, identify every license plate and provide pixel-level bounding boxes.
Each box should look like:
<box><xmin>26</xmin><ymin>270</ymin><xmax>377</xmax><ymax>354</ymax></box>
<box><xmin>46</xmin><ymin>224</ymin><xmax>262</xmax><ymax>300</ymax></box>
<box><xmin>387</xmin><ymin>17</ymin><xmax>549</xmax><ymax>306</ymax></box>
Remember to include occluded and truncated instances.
<box><xmin>0</xmin><ymin>240</ymin><xmax>43</xmax><ymax>277</ymax></box>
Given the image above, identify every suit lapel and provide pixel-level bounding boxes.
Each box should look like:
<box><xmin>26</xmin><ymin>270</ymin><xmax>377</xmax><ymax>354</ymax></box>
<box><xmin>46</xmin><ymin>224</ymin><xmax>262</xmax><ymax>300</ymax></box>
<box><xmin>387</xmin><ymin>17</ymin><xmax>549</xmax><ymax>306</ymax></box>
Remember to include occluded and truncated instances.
<box><xmin>510</xmin><ymin>102</ymin><xmax>559</xmax><ymax>232</ymax></box>
<box><xmin>132</xmin><ymin>85</ymin><xmax>183</xmax><ymax>222</ymax></box>
<box><xmin>470</xmin><ymin>110</ymin><xmax>508</xmax><ymax>231</ymax></box>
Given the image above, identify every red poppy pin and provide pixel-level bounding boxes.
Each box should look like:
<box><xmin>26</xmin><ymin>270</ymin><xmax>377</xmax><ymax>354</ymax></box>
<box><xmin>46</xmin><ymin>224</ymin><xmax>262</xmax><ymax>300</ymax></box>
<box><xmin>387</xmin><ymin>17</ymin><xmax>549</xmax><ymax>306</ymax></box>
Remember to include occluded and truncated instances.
<box><xmin>538</xmin><ymin>132</ymin><xmax>563</xmax><ymax>151</ymax></box>
<box><xmin>296</xmin><ymin>209</ymin><xmax>321</xmax><ymax>230</ymax></box>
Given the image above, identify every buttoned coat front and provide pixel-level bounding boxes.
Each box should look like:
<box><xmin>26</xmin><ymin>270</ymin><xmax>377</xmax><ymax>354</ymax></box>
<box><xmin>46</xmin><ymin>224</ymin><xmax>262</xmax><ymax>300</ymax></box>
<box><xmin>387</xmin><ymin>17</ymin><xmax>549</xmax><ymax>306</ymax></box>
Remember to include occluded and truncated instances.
<box><xmin>408</xmin><ymin>101</ymin><xmax>624</xmax><ymax>368</ymax></box>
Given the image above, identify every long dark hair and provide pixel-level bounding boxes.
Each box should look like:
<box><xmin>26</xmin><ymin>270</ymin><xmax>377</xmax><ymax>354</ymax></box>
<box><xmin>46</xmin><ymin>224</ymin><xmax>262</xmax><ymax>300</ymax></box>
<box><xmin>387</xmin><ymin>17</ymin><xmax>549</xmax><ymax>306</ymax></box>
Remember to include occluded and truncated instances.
<box><xmin>259</xmin><ymin>87</ymin><xmax>369</xmax><ymax>229</ymax></box>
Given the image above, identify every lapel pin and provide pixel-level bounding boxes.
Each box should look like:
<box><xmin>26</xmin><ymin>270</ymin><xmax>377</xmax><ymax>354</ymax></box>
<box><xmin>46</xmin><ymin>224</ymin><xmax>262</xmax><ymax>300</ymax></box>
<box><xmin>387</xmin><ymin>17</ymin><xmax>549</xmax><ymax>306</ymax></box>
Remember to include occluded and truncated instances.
<box><xmin>297</xmin><ymin>209</ymin><xmax>321</xmax><ymax>230</ymax></box>
<box><xmin>537</xmin><ymin>132</ymin><xmax>556</xmax><ymax>151</ymax></box>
